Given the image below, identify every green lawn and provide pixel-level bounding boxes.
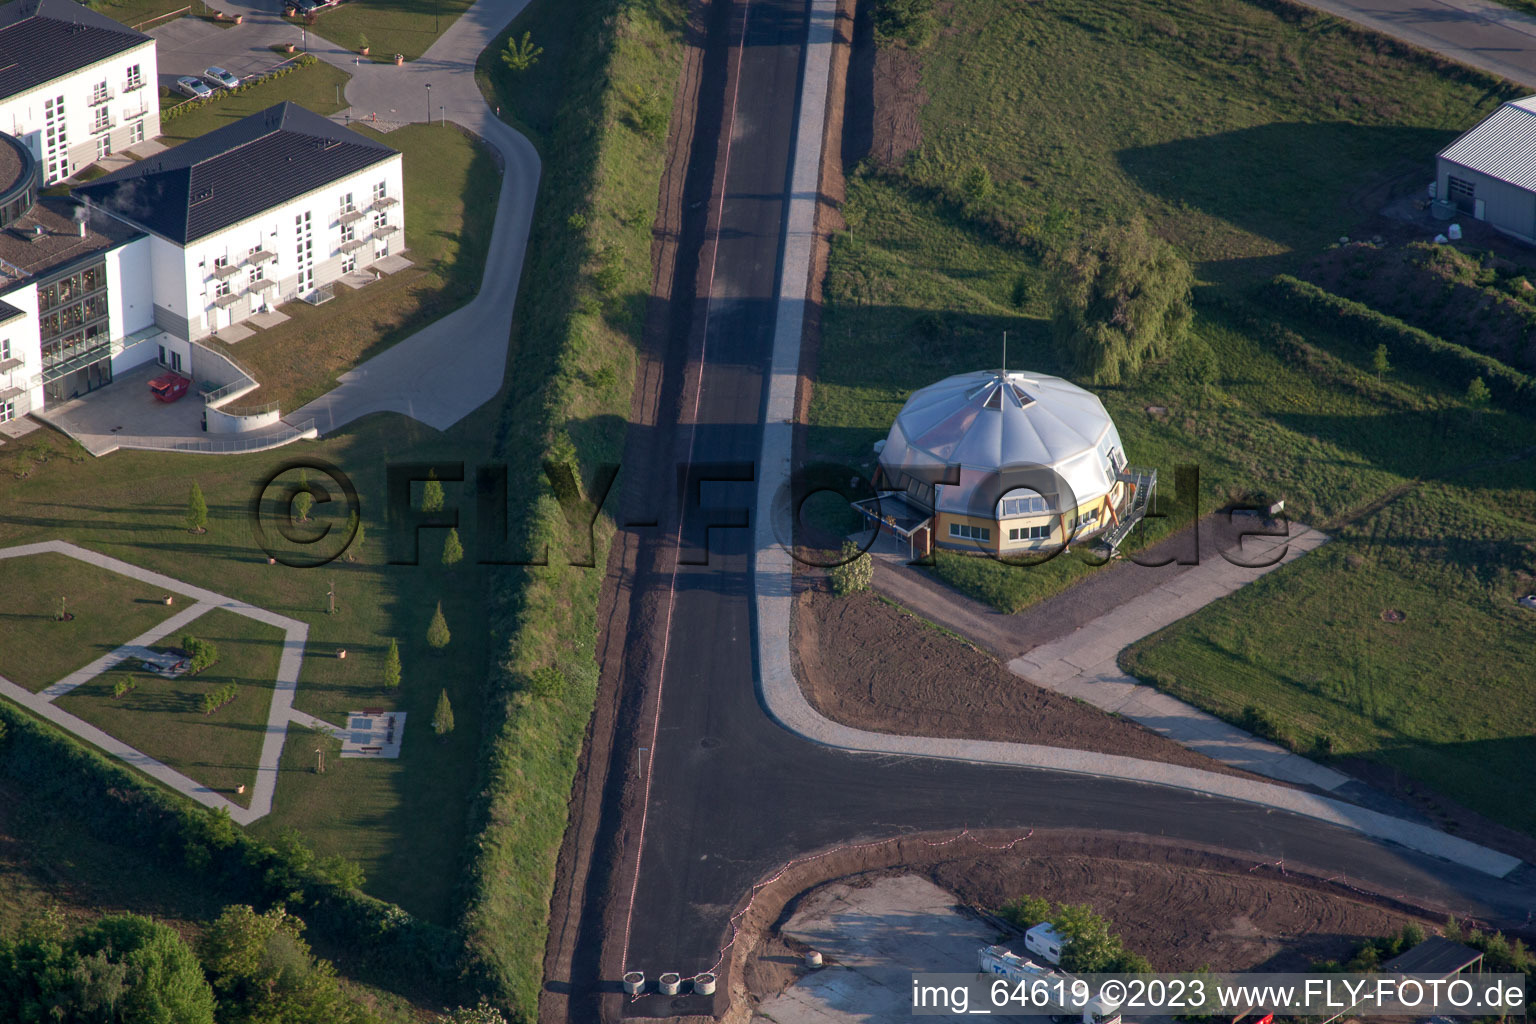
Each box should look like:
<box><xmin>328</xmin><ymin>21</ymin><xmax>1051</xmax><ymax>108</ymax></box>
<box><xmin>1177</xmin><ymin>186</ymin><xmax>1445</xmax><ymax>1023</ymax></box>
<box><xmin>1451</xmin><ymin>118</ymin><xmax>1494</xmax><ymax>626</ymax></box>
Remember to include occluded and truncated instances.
<box><xmin>0</xmin><ymin>552</ymin><xmax>180</xmax><ymax>692</ymax></box>
<box><xmin>300</xmin><ymin>0</ymin><xmax>477</xmax><ymax>63</ymax></box>
<box><xmin>1123</xmin><ymin>475</ymin><xmax>1536</xmax><ymax>834</ymax></box>
<box><xmin>56</xmin><ymin>608</ymin><xmax>285</xmax><ymax>806</ymax></box>
<box><xmin>158</xmin><ymin>59</ymin><xmax>349</xmax><ymax>143</ymax></box>
<box><xmin>85</xmin><ymin>0</ymin><xmax>199</xmax><ymax>31</ymax></box>
<box><xmin>814</xmin><ymin>0</ymin><xmax>1536</xmax><ymax>833</ymax></box>
<box><xmin>211</xmin><ymin>123</ymin><xmax>499</xmax><ymax>416</ymax></box>
<box><xmin>0</xmin><ymin>404</ymin><xmax>500</xmax><ymax>925</ymax></box>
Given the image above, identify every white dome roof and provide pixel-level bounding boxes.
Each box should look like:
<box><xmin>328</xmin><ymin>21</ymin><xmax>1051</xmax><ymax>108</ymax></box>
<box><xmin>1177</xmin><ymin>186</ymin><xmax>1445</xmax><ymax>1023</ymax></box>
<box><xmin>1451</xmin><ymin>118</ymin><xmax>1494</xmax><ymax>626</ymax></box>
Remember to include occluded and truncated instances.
<box><xmin>880</xmin><ymin>370</ymin><xmax>1125</xmax><ymax>512</ymax></box>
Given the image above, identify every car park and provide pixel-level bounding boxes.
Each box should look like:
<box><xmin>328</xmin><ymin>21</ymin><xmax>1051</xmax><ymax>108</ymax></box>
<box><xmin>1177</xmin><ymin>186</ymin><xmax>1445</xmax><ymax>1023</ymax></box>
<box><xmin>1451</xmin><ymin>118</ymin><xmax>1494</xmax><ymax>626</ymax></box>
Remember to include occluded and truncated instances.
<box><xmin>174</xmin><ymin>76</ymin><xmax>212</xmax><ymax>99</ymax></box>
<box><xmin>203</xmin><ymin>66</ymin><xmax>239</xmax><ymax>90</ymax></box>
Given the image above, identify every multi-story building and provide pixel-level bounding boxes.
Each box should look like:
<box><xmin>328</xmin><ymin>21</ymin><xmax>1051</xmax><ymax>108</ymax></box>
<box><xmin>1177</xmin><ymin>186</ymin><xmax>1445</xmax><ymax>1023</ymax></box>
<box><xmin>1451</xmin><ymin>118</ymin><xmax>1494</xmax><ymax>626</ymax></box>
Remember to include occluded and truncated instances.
<box><xmin>76</xmin><ymin>101</ymin><xmax>404</xmax><ymax>367</ymax></box>
<box><xmin>0</xmin><ymin>0</ymin><xmax>160</xmax><ymax>185</ymax></box>
<box><xmin>0</xmin><ymin>128</ymin><xmax>152</xmax><ymax>423</ymax></box>
<box><xmin>1</xmin><ymin>102</ymin><xmax>405</xmax><ymax>426</ymax></box>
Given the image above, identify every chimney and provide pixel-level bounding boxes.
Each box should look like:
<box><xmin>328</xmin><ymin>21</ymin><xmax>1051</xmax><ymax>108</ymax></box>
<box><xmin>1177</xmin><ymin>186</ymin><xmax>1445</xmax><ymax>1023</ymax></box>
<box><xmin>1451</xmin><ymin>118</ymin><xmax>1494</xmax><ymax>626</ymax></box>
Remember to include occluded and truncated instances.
<box><xmin>78</xmin><ymin>219</ymin><xmax>86</xmax><ymax>237</ymax></box>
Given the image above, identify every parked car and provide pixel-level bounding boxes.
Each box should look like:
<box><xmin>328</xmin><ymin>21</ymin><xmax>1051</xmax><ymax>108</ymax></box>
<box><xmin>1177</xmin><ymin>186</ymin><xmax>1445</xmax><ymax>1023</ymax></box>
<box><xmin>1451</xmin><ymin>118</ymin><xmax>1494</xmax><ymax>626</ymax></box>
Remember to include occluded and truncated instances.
<box><xmin>148</xmin><ymin>372</ymin><xmax>190</xmax><ymax>403</ymax></box>
<box><xmin>203</xmin><ymin>66</ymin><xmax>240</xmax><ymax>90</ymax></box>
<box><xmin>175</xmin><ymin>76</ymin><xmax>212</xmax><ymax>99</ymax></box>
<box><xmin>288</xmin><ymin>0</ymin><xmax>320</xmax><ymax>14</ymax></box>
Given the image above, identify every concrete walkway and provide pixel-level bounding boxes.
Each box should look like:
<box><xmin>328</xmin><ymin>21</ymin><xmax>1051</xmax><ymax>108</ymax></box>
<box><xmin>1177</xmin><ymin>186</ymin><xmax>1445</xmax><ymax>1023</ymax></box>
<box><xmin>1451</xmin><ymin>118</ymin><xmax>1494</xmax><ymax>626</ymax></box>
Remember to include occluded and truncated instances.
<box><xmin>0</xmin><ymin>541</ymin><xmax>310</xmax><ymax>826</ymax></box>
<box><xmin>1007</xmin><ymin>526</ymin><xmax>1349</xmax><ymax>791</ymax></box>
<box><xmin>151</xmin><ymin>0</ymin><xmax>542</xmax><ymax>436</ymax></box>
<box><xmin>749</xmin><ymin>0</ymin><xmax>1522</xmax><ymax>881</ymax></box>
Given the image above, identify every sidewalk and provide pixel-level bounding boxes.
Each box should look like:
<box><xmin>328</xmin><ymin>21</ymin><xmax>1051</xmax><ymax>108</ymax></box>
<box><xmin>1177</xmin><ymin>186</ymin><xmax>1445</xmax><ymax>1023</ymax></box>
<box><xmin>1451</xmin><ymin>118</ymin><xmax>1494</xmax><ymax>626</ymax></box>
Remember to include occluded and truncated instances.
<box><xmin>749</xmin><ymin>0</ymin><xmax>1522</xmax><ymax>882</ymax></box>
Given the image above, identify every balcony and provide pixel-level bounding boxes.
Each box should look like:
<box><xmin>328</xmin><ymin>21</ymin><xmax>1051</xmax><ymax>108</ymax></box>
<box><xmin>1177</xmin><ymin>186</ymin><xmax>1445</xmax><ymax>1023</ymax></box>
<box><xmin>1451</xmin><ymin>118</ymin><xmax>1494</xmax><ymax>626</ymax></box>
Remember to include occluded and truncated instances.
<box><xmin>0</xmin><ymin>356</ymin><xmax>22</xmax><ymax>374</ymax></box>
<box><xmin>372</xmin><ymin>224</ymin><xmax>399</xmax><ymax>240</ymax></box>
<box><xmin>212</xmin><ymin>291</ymin><xmax>242</xmax><ymax>309</ymax></box>
<box><xmin>210</xmin><ymin>262</ymin><xmax>242</xmax><ymax>280</ymax></box>
<box><xmin>89</xmin><ymin>118</ymin><xmax>115</xmax><ymax>135</ymax></box>
<box><xmin>125</xmin><ymin>77</ymin><xmax>144</xmax><ymax>92</ymax></box>
<box><xmin>0</xmin><ymin>384</ymin><xmax>21</xmax><ymax>402</ymax></box>
<box><xmin>371</xmin><ymin>196</ymin><xmax>399</xmax><ymax>210</ymax></box>
<box><xmin>247</xmin><ymin>249</ymin><xmax>277</xmax><ymax>265</ymax></box>
<box><xmin>123</xmin><ymin>106</ymin><xmax>147</xmax><ymax>121</ymax></box>
<box><xmin>89</xmin><ymin>89</ymin><xmax>114</xmax><ymax>106</ymax></box>
<box><xmin>338</xmin><ymin>209</ymin><xmax>367</xmax><ymax>226</ymax></box>
<box><xmin>339</xmin><ymin>237</ymin><xmax>369</xmax><ymax>254</ymax></box>
<box><xmin>249</xmin><ymin>277</ymin><xmax>277</xmax><ymax>293</ymax></box>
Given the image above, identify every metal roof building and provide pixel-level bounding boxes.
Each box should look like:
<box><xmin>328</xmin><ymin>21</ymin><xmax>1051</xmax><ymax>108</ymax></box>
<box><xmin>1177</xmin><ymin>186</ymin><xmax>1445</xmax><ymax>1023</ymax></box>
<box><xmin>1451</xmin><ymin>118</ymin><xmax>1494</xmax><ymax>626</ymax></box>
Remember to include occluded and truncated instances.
<box><xmin>853</xmin><ymin>370</ymin><xmax>1155</xmax><ymax>556</ymax></box>
<box><xmin>1437</xmin><ymin>96</ymin><xmax>1536</xmax><ymax>242</ymax></box>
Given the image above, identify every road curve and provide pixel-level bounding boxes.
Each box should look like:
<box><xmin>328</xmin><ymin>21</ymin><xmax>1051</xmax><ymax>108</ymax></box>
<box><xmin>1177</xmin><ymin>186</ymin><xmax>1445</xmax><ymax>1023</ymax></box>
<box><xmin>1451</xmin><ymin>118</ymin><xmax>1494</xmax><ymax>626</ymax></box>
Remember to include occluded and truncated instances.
<box><xmin>602</xmin><ymin>0</ymin><xmax>1536</xmax><ymax>1019</ymax></box>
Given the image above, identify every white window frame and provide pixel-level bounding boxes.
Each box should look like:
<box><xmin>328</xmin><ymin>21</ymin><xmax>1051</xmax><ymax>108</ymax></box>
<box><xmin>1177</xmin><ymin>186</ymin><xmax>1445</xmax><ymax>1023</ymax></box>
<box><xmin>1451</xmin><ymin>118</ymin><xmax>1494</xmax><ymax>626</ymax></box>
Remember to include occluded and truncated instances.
<box><xmin>0</xmin><ymin>399</ymin><xmax>14</xmax><ymax>423</ymax></box>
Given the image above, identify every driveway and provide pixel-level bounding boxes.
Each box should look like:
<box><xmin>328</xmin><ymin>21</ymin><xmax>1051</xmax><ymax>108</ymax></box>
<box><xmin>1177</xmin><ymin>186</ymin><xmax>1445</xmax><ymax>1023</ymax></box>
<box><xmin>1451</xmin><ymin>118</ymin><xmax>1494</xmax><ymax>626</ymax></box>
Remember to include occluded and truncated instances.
<box><xmin>151</xmin><ymin>0</ymin><xmax>541</xmax><ymax>434</ymax></box>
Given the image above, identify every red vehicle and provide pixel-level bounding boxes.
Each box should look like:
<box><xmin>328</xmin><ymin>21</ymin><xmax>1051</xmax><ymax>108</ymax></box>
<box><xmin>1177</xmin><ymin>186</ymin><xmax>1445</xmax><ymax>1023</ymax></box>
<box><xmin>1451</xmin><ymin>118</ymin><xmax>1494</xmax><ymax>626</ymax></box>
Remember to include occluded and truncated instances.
<box><xmin>148</xmin><ymin>372</ymin><xmax>190</xmax><ymax>403</ymax></box>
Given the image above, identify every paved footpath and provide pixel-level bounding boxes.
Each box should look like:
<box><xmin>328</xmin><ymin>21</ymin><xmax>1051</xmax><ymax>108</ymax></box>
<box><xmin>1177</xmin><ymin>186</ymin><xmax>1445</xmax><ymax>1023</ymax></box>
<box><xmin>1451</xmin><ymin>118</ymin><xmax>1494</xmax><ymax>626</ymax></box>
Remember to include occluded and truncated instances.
<box><xmin>153</xmin><ymin>0</ymin><xmax>542</xmax><ymax>435</ymax></box>
<box><xmin>750</xmin><ymin>0</ymin><xmax>1521</xmax><ymax>882</ymax></box>
<box><xmin>0</xmin><ymin>541</ymin><xmax>312</xmax><ymax>826</ymax></box>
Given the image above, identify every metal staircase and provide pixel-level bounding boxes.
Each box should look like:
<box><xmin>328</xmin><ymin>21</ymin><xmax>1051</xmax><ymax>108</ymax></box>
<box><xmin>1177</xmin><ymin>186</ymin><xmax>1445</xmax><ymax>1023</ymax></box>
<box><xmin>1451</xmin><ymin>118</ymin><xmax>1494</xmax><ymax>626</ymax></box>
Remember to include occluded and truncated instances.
<box><xmin>1100</xmin><ymin>466</ymin><xmax>1157</xmax><ymax>551</ymax></box>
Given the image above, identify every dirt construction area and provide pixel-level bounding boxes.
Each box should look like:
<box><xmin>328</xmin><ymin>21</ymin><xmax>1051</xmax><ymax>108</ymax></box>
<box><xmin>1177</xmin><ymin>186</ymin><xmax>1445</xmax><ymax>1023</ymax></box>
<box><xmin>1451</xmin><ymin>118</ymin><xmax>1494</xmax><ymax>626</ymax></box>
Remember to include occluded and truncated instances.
<box><xmin>792</xmin><ymin>586</ymin><xmax>1270</xmax><ymax>782</ymax></box>
<box><xmin>741</xmin><ymin>846</ymin><xmax>1432</xmax><ymax>1023</ymax></box>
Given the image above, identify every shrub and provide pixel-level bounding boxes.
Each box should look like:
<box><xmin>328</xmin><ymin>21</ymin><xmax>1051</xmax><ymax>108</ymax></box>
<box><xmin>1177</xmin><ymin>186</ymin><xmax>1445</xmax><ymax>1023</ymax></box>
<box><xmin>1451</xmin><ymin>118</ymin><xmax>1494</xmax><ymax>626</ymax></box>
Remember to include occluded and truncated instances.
<box><xmin>383</xmin><ymin>638</ymin><xmax>401</xmax><ymax>689</ymax></box>
<box><xmin>1268</xmin><ymin>276</ymin><xmax>1535</xmax><ymax>410</ymax></box>
<box><xmin>872</xmin><ymin>0</ymin><xmax>936</xmax><ymax>44</ymax></box>
<box><xmin>427</xmin><ymin>602</ymin><xmax>451</xmax><ymax>650</ymax></box>
<box><xmin>524</xmin><ymin>665</ymin><xmax>565</xmax><ymax>698</ymax></box>
<box><xmin>181</xmin><ymin>635</ymin><xmax>219</xmax><ymax>674</ymax></box>
<box><xmin>200</xmin><ymin>683</ymin><xmax>237</xmax><ymax>716</ymax></box>
<box><xmin>186</xmin><ymin>481</ymin><xmax>208</xmax><ymax>533</ymax></box>
<box><xmin>1050</xmin><ymin>217</ymin><xmax>1193</xmax><ymax>385</ymax></box>
<box><xmin>432</xmin><ymin>690</ymin><xmax>455</xmax><ymax>737</ymax></box>
<box><xmin>443</xmin><ymin>528</ymin><xmax>464</xmax><ymax>567</ymax></box>
<box><xmin>112</xmin><ymin>676</ymin><xmax>139</xmax><ymax>699</ymax></box>
<box><xmin>829</xmin><ymin>540</ymin><xmax>873</xmax><ymax>596</ymax></box>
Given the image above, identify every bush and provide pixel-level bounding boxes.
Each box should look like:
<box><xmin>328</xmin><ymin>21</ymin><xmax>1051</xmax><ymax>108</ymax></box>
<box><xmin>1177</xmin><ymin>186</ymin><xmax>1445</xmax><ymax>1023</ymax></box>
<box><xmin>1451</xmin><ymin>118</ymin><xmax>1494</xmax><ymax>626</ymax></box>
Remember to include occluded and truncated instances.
<box><xmin>872</xmin><ymin>0</ymin><xmax>936</xmax><ymax>45</ymax></box>
<box><xmin>829</xmin><ymin>540</ymin><xmax>873</xmax><ymax>595</ymax></box>
<box><xmin>200</xmin><ymin>683</ymin><xmax>237</xmax><ymax>716</ymax></box>
<box><xmin>112</xmin><ymin>676</ymin><xmax>139</xmax><ymax>699</ymax></box>
<box><xmin>523</xmin><ymin>665</ymin><xmax>565</xmax><ymax>698</ymax></box>
<box><xmin>996</xmin><ymin>895</ymin><xmax>1150</xmax><ymax>972</ymax></box>
<box><xmin>1050</xmin><ymin>217</ymin><xmax>1193</xmax><ymax>385</ymax></box>
<box><xmin>181</xmin><ymin>635</ymin><xmax>219</xmax><ymax>674</ymax></box>
<box><xmin>162</xmin><ymin>56</ymin><xmax>318</xmax><ymax>122</ymax></box>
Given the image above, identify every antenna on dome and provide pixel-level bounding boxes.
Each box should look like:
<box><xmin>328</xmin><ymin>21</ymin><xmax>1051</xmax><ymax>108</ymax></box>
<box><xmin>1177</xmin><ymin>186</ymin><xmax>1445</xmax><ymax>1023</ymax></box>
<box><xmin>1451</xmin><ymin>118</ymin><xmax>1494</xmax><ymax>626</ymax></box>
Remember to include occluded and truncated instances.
<box><xmin>1001</xmin><ymin>331</ymin><xmax>1007</xmax><ymax>377</ymax></box>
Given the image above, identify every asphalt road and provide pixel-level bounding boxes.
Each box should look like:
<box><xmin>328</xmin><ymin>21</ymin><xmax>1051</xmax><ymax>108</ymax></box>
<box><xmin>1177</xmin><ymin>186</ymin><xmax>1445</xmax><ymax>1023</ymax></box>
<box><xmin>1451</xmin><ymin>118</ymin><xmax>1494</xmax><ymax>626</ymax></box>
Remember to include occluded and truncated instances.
<box><xmin>608</xmin><ymin>0</ymin><xmax>1536</xmax><ymax>1017</ymax></box>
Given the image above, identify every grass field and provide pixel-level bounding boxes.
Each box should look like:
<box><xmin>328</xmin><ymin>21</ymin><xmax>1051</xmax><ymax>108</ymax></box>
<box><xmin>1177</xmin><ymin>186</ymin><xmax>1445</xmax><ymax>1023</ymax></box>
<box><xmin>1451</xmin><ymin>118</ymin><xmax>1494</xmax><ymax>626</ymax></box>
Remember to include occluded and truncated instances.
<box><xmin>814</xmin><ymin>0</ymin><xmax>1536</xmax><ymax>832</ymax></box>
<box><xmin>86</xmin><ymin>0</ymin><xmax>202</xmax><ymax>31</ymax></box>
<box><xmin>158</xmin><ymin>59</ymin><xmax>350</xmax><ymax>142</ymax></box>
<box><xmin>0</xmin><ymin>405</ymin><xmax>499</xmax><ymax>925</ymax></box>
<box><xmin>210</xmin><ymin>123</ymin><xmax>499</xmax><ymax>415</ymax></box>
<box><xmin>0</xmin><ymin>552</ymin><xmax>179</xmax><ymax>692</ymax></box>
<box><xmin>57</xmin><ymin>608</ymin><xmax>285</xmax><ymax>806</ymax></box>
<box><xmin>301</xmin><ymin>0</ymin><xmax>477</xmax><ymax>63</ymax></box>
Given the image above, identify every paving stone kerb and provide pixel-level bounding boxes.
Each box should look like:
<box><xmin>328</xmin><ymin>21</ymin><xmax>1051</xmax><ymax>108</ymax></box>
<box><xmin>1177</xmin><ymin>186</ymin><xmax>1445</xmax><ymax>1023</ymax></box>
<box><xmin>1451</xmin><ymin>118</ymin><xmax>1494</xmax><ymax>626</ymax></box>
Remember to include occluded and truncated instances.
<box><xmin>748</xmin><ymin>0</ymin><xmax>1522</xmax><ymax>882</ymax></box>
<box><xmin>0</xmin><ymin>541</ymin><xmax>309</xmax><ymax>826</ymax></box>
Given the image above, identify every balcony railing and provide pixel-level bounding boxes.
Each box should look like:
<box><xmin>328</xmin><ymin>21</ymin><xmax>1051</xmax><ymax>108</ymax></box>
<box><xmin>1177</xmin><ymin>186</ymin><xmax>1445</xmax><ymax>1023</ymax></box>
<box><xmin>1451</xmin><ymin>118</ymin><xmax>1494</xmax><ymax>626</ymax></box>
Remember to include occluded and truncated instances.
<box><xmin>339</xmin><ymin>237</ymin><xmax>369</xmax><ymax>253</ymax></box>
<box><xmin>210</xmin><ymin>262</ymin><xmax>242</xmax><ymax>280</ymax></box>
<box><xmin>338</xmin><ymin>209</ymin><xmax>367</xmax><ymax>225</ymax></box>
<box><xmin>0</xmin><ymin>356</ymin><xmax>22</xmax><ymax>374</ymax></box>
<box><xmin>371</xmin><ymin>196</ymin><xmax>399</xmax><ymax>210</ymax></box>
<box><xmin>247</xmin><ymin>249</ymin><xmax>277</xmax><ymax>265</ymax></box>
<box><xmin>212</xmin><ymin>291</ymin><xmax>242</xmax><ymax>309</ymax></box>
<box><xmin>249</xmin><ymin>277</ymin><xmax>277</xmax><ymax>292</ymax></box>
<box><xmin>89</xmin><ymin>117</ymin><xmax>115</xmax><ymax>135</ymax></box>
<box><xmin>372</xmin><ymin>224</ymin><xmax>399</xmax><ymax>240</ymax></box>
<box><xmin>89</xmin><ymin>89</ymin><xmax>114</xmax><ymax>106</ymax></box>
<box><xmin>122</xmin><ymin>106</ymin><xmax>147</xmax><ymax>121</ymax></box>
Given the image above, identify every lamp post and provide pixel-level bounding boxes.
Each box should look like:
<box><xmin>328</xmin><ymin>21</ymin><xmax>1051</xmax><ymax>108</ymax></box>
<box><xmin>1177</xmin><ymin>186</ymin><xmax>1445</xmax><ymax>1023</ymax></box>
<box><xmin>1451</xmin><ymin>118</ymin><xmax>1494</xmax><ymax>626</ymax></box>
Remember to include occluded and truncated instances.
<box><xmin>425</xmin><ymin>82</ymin><xmax>431</xmax><ymax>124</ymax></box>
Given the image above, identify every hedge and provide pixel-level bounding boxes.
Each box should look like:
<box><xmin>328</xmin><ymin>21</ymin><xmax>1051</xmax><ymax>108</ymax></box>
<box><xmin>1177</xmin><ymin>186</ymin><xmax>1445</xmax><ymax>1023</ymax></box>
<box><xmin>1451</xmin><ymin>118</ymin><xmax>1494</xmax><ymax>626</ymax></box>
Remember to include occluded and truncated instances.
<box><xmin>162</xmin><ymin>55</ymin><xmax>318</xmax><ymax>122</ymax></box>
<box><xmin>1268</xmin><ymin>274</ymin><xmax>1536</xmax><ymax>411</ymax></box>
<box><xmin>0</xmin><ymin>702</ymin><xmax>460</xmax><ymax>997</ymax></box>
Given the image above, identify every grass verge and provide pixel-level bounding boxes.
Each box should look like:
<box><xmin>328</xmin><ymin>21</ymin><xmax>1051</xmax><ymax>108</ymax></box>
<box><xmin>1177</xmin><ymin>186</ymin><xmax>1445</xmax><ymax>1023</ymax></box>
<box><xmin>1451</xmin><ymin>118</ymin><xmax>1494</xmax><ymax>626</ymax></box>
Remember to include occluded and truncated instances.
<box><xmin>460</xmin><ymin>0</ymin><xmax>688</xmax><ymax>1015</ymax></box>
<box><xmin>299</xmin><ymin>0</ymin><xmax>477</xmax><ymax>63</ymax></box>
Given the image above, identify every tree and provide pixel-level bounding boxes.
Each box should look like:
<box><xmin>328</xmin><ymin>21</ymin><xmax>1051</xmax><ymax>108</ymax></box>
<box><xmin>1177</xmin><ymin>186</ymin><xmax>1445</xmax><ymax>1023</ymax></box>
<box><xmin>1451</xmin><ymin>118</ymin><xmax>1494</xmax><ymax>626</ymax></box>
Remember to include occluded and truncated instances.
<box><xmin>198</xmin><ymin>905</ymin><xmax>373</xmax><ymax>1024</ymax></box>
<box><xmin>420</xmin><ymin>469</ymin><xmax>444</xmax><ymax>514</ymax></box>
<box><xmin>1466</xmin><ymin>375</ymin><xmax>1491</xmax><ymax>408</ymax></box>
<box><xmin>345</xmin><ymin>510</ymin><xmax>365</xmax><ymax>561</ymax></box>
<box><xmin>1049</xmin><ymin>217</ymin><xmax>1193</xmax><ymax>385</ymax></box>
<box><xmin>186</xmin><ymin>481</ymin><xmax>208</xmax><ymax>533</ymax></box>
<box><xmin>432</xmin><ymin>689</ymin><xmax>455</xmax><ymax>737</ymax></box>
<box><xmin>501</xmin><ymin>30</ymin><xmax>543</xmax><ymax>72</ymax></box>
<box><xmin>828</xmin><ymin>540</ymin><xmax>873</xmax><ymax>596</ymax></box>
<box><xmin>383</xmin><ymin>638</ymin><xmax>401</xmax><ymax>689</ymax></box>
<box><xmin>443</xmin><ymin>1002</ymin><xmax>512</xmax><ymax>1024</ymax></box>
<box><xmin>293</xmin><ymin>469</ymin><xmax>314</xmax><ymax>523</ymax></box>
<box><xmin>442</xmin><ymin>527</ymin><xmax>464</xmax><ymax>567</ymax></box>
<box><xmin>427</xmin><ymin>602</ymin><xmax>450</xmax><ymax>650</ymax></box>
<box><xmin>1372</xmin><ymin>343</ymin><xmax>1391</xmax><ymax>381</ymax></box>
<box><xmin>73</xmin><ymin>914</ymin><xmax>217</xmax><ymax>1024</ymax></box>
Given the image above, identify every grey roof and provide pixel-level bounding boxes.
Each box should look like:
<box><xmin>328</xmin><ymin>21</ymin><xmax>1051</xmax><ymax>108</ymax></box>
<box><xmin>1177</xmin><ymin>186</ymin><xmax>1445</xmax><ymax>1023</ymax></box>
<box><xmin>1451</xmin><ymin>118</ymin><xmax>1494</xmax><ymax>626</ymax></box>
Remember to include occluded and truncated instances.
<box><xmin>881</xmin><ymin>370</ymin><xmax>1125</xmax><ymax>507</ymax></box>
<box><xmin>0</xmin><ymin>0</ymin><xmax>152</xmax><ymax>103</ymax></box>
<box><xmin>1381</xmin><ymin>938</ymin><xmax>1483</xmax><ymax>977</ymax></box>
<box><xmin>74</xmin><ymin>102</ymin><xmax>398</xmax><ymax>244</ymax></box>
<box><xmin>0</xmin><ymin>297</ymin><xmax>23</xmax><ymax>322</ymax></box>
<box><xmin>1438</xmin><ymin>96</ymin><xmax>1536</xmax><ymax>192</ymax></box>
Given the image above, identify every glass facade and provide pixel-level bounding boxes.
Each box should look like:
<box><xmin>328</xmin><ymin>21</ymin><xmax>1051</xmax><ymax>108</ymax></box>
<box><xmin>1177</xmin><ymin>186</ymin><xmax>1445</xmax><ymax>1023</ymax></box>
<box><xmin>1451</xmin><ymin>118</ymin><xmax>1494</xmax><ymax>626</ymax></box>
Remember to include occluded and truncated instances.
<box><xmin>39</xmin><ymin>260</ymin><xmax>111</xmax><ymax>373</ymax></box>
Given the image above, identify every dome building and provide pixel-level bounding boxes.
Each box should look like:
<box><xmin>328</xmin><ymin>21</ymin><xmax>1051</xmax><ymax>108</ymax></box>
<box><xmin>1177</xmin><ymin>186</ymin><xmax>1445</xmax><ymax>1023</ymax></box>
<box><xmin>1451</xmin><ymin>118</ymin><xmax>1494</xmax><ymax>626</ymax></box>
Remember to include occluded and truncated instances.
<box><xmin>854</xmin><ymin>370</ymin><xmax>1155</xmax><ymax>557</ymax></box>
